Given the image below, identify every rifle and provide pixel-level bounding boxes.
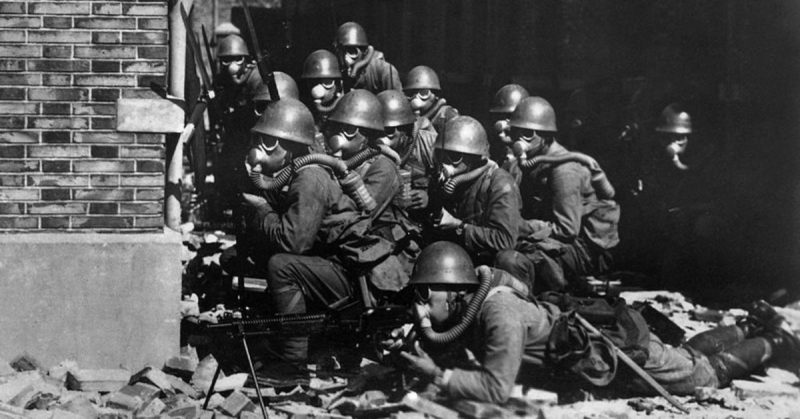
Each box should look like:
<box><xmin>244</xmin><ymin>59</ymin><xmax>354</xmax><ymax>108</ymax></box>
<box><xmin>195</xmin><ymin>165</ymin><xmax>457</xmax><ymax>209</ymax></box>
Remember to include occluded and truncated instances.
<box><xmin>201</xmin><ymin>24</ymin><xmax>217</xmax><ymax>80</ymax></box>
<box><xmin>238</xmin><ymin>0</ymin><xmax>280</xmax><ymax>101</ymax></box>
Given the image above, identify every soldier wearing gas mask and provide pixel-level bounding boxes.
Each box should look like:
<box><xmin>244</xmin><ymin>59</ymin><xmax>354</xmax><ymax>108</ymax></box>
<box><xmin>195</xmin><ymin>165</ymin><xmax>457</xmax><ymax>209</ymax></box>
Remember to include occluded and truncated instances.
<box><xmin>334</xmin><ymin>22</ymin><xmax>402</xmax><ymax>94</ymax></box>
<box><xmin>427</xmin><ymin>116</ymin><xmax>522</xmax><ymax>266</ymax></box>
<box><xmin>301</xmin><ymin>49</ymin><xmax>344</xmax><ymax>126</ymax></box>
<box><xmin>488</xmin><ymin>84</ymin><xmax>530</xmax><ymax>169</ymax></box>
<box><xmin>376</xmin><ymin>90</ymin><xmax>438</xmax><ymax>222</ymax></box>
<box><xmin>495</xmin><ymin>97</ymin><xmax>620</xmax><ymax>294</ymax></box>
<box><xmin>403</xmin><ymin>66</ymin><xmax>459</xmax><ymax>134</ymax></box>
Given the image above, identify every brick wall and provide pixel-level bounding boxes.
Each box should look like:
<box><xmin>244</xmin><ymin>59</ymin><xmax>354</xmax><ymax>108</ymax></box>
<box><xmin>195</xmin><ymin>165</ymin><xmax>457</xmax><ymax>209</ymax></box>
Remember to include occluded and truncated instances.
<box><xmin>0</xmin><ymin>1</ymin><xmax>169</xmax><ymax>231</ymax></box>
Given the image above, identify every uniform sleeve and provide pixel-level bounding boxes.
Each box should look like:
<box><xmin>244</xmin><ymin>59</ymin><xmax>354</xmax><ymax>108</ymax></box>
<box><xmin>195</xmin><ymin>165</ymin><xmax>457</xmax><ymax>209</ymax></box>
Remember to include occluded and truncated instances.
<box><xmin>462</xmin><ymin>171</ymin><xmax>522</xmax><ymax>256</ymax></box>
<box><xmin>379</xmin><ymin>60</ymin><xmax>403</xmax><ymax>91</ymax></box>
<box><xmin>539</xmin><ymin>164</ymin><xmax>584</xmax><ymax>241</ymax></box>
<box><xmin>444</xmin><ymin>299</ymin><xmax>526</xmax><ymax>403</ymax></box>
<box><xmin>260</xmin><ymin>167</ymin><xmax>331</xmax><ymax>254</ymax></box>
<box><xmin>362</xmin><ymin>155</ymin><xmax>400</xmax><ymax>213</ymax></box>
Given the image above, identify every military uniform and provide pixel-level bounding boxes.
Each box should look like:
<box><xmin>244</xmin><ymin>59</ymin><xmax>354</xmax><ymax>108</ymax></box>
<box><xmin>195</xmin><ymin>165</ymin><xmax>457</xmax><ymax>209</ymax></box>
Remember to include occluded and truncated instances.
<box><xmin>349</xmin><ymin>50</ymin><xmax>402</xmax><ymax>93</ymax></box>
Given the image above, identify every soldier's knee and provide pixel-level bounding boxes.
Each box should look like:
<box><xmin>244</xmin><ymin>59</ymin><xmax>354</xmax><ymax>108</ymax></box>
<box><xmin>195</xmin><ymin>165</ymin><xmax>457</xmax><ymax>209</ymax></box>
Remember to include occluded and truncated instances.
<box><xmin>267</xmin><ymin>254</ymin><xmax>298</xmax><ymax>288</ymax></box>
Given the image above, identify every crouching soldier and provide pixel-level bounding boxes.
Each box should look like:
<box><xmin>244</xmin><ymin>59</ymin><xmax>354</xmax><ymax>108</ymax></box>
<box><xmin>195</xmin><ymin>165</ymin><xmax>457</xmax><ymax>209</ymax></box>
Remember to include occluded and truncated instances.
<box><xmin>495</xmin><ymin>97</ymin><xmax>620</xmax><ymax>293</ymax></box>
<box><xmin>399</xmin><ymin>242</ymin><xmax>800</xmax><ymax>404</ymax></box>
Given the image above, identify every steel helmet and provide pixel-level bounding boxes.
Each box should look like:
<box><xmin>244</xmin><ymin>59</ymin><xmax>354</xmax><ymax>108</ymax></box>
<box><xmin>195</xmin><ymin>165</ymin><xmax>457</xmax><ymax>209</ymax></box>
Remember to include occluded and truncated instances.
<box><xmin>404</xmin><ymin>65</ymin><xmax>441</xmax><ymax>91</ymax></box>
<box><xmin>490</xmin><ymin>84</ymin><xmax>530</xmax><ymax>114</ymax></box>
<box><xmin>327</xmin><ymin>89</ymin><xmax>384</xmax><ymax>132</ymax></box>
<box><xmin>250</xmin><ymin>98</ymin><xmax>315</xmax><ymax>146</ymax></box>
<box><xmin>301</xmin><ymin>49</ymin><xmax>341</xmax><ymax>79</ymax></box>
<box><xmin>253</xmin><ymin>72</ymin><xmax>300</xmax><ymax>102</ymax></box>
<box><xmin>410</xmin><ymin>241</ymin><xmax>478</xmax><ymax>286</ymax></box>
<box><xmin>214</xmin><ymin>22</ymin><xmax>241</xmax><ymax>38</ymax></box>
<box><xmin>334</xmin><ymin>22</ymin><xmax>368</xmax><ymax>47</ymax></box>
<box><xmin>656</xmin><ymin>103</ymin><xmax>692</xmax><ymax>134</ymax></box>
<box><xmin>509</xmin><ymin>96</ymin><xmax>557</xmax><ymax>132</ymax></box>
<box><xmin>217</xmin><ymin>34</ymin><xmax>249</xmax><ymax>57</ymax></box>
<box><xmin>377</xmin><ymin>90</ymin><xmax>415</xmax><ymax>128</ymax></box>
<box><xmin>434</xmin><ymin>116</ymin><xmax>489</xmax><ymax>157</ymax></box>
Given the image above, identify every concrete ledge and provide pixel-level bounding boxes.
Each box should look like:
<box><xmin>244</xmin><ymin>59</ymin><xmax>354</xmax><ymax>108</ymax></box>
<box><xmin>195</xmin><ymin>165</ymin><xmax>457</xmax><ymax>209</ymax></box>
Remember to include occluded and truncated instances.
<box><xmin>0</xmin><ymin>231</ymin><xmax>181</xmax><ymax>369</ymax></box>
<box><xmin>116</xmin><ymin>98</ymin><xmax>184</xmax><ymax>133</ymax></box>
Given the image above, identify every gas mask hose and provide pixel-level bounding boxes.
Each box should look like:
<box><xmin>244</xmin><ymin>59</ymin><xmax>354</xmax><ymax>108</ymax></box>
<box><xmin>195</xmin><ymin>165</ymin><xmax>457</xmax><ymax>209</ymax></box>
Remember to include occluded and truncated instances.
<box><xmin>442</xmin><ymin>161</ymin><xmax>492</xmax><ymax>195</ymax></box>
<box><xmin>347</xmin><ymin>45</ymin><xmax>375</xmax><ymax>79</ymax></box>
<box><xmin>520</xmin><ymin>152</ymin><xmax>616</xmax><ymax>199</ymax></box>
<box><xmin>419</xmin><ymin>266</ymin><xmax>493</xmax><ymax>345</ymax></box>
<box><xmin>248</xmin><ymin>154</ymin><xmax>349</xmax><ymax>191</ymax></box>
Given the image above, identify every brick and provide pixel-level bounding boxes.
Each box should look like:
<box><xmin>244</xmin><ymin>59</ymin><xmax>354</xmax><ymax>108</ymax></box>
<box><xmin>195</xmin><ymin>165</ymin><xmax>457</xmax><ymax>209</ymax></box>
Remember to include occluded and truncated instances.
<box><xmin>0</xmin><ymin>146</ymin><xmax>24</xmax><ymax>158</ymax></box>
<box><xmin>121</xmin><ymin>89</ymin><xmax>161</xmax><ymax>100</ymax></box>
<box><xmin>75</xmin><ymin>46</ymin><xmax>135</xmax><ymax>59</ymax></box>
<box><xmin>137</xmin><ymin>46</ymin><xmax>167</xmax><ymax>59</ymax></box>
<box><xmin>91</xmin><ymin>89</ymin><xmax>120</xmax><ymax>102</ymax></box>
<box><xmin>0</xmin><ymin>203</ymin><xmax>23</xmax><ymax>214</ymax></box>
<box><xmin>89</xmin><ymin>203</ymin><xmax>117</xmax><ymax>214</ymax></box>
<box><xmin>29</xmin><ymin>31</ymin><xmax>91</xmax><ymax>44</ymax></box>
<box><xmin>219</xmin><ymin>391</ymin><xmax>255</xmax><ymax>417</ymax></box>
<box><xmin>90</xmin><ymin>174</ymin><xmax>119</xmax><ymax>186</ymax></box>
<box><xmin>28</xmin><ymin>145</ymin><xmax>89</xmax><ymax>158</ymax></box>
<box><xmin>0</xmin><ymin>189</ymin><xmax>38</xmax><ymax>200</ymax></box>
<box><xmin>0</xmin><ymin>103</ymin><xmax>38</xmax><ymax>115</ymax></box>
<box><xmin>137</xmin><ymin>397</ymin><xmax>166</xmax><ymax>418</ymax></box>
<box><xmin>0</xmin><ymin>30</ymin><xmax>25</xmax><ymax>43</ymax></box>
<box><xmin>92</xmin><ymin>60</ymin><xmax>120</xmax><ymax>73</ymax></box>
<box><xmin>42</xmin><ymin>161</ymin><xmax>71</xmax><ymax>172</ymax></box>
<box><xmin>106</xmin><ymin>392</ymin><xmax>143</xmax><ymax>411</ymax></box>
<box><xmin>42</xmin><ymin>131</ymin><xmax>71</xmax><ymax>143</ymax></box>
<box><xmin>0</xmin><ymin>160</ymin><xmax>38</xmax><ymax>172</ymax></box>
<box><xmin>137</xmin><ymin>18</ymin><xmax>167</xmax><ymax>30</ymax></box>
<box><xmin>135</xmin><ymin>134</ymin><xmax>164</xmax><ymax>144</ymax></box>
<box><xmin>130</xmin><ymin>367</ymin><xmax>172</xmax><ymax>393</ymax></box>
<box><xmin>0</xmin><ymin>45</ymin><xmax>41</xmax><ymax>58</ymax></box>
<box><xmin>121</xmin><ymin>60</ymin><xmax>165</xmax><ymax>73</ymax></box>
<box><xmin>43</xmin><ymin>17</ymin><xmax>73</xmax><ymax>29</ymax></box>
<box><xmin>74</xmin><ymin>103</ymin><xmax>116</xmax><ymax>115</ymax></box>
<box><xmin>122</xmin><ymin>31</ymin><xmax>167</xmax><ymax>45</ymax></box>
<box><xmin>120</xmin><ymin>175</ymin><xmax>161</xmax><ymax>187</ymax></box>
<box><xmin>28</xmin><ymin>174</ymin><xmax>89</xmax><ymax>187</ymax></box>
<box><xmin>0</xmin><ymin>74</ymin><xmax>41</xmax><ymax>85</ymax></box>
<box><xmin>0</xmin><ymin>60</ymin><xmax>24</xmax><ymax>71</ymax></box>
<box><xmin>29</xmin><ymin>88</ymin><xmax>88</xmax><ymax>101</ymax></box>
<box><xmin>120</xmin><ymin>202</ymin><xmax>160</xmax><ymax>214</ymax></box>
<box><xmin>0</xmin><ymin>131</ymin><xmax>37</xmax><ymax>143</ymax></box>
<box><xmin>0</xmin><ymin>88</ymin><xmax>24</xmax><ymax>100</ymax></box>
<box><xmin>92</xmin><ymin>3</ymin><xmax>122</xmax><ymax>15</ymax></box>
<box><xmin>72</xmin><ymin>216</ymin><xmax>132</xmax><ymax>229</ymax></box>
<box><xmin>75</xmin><ymin>74</ymin><xmax>135</xmax><ymax>87</ymax></box>
<box><xmin>122</xmin><ymin>4</ymin><xmax>167</xmax><ymax>16</ymax></box>
<box><xmin>0</xmin><ymin>3</ymin><xmax>25</xmax><ymax>14</ymax></box>
<box><xmin>134</xmin><ymin>216</ymin><xmax>162</xmax><ymax>228</ymax></box>
<box><xmin>29</xmin><ymin>203</ymin><xmax>87</xmax><ymax>215</ymax></box>
<box><xmin>120</xmin><ymin>146</ymin><xmax>162</xmax><ymax>158</ymax></box>
<box><xmin>74</xmin><ymin>18</ymin><xmax>135</xmax><ymax>30</ymax></box>
<box><xmin>74</xmin><ymin>131</ymin><xmax>132</xmax><ymax>143</ymax></box>
<box><xmin>91</xmin><ymin>146</ymin><xmax>118</xmax><ymax>158</ymax></box>
<box><xmin>28</xmin><ymin>117</ymin><xmax>89</xmax><ymax>130</ymax></box>
<box><xmin>73</xmin><ymin>188</ymin><xmax>133</xmax><ymax>201</ymax></box>
<box><xmin>73</xmin><ymin>160</ymin><xmax>134</xmax><ymax>172</ymax></box>
<box><xmin>41</xmin><ymin>104</ymin><xmax>71</xmax><ymax>115</ymax></box>
<box><xmin>91</xmin><ymin>32</ymin><xmax>120</xmax><ymax>44</ymax></box>
<box><xmin>136</xmin><ymin>160</ymin><xmax>163</xmax><ymax>172</ymax></box>
<box><xmin>137</xmin><ymin>74</ymin><xmax>165</xmax><ymax>88</ymax></box>
<box><xmin>40</xmin><ymin>189</ymin><xmax>70</xmax><ymax>200</ymax></box>
<box><xmin>0</xmin><ymin>217</ymin><xmax>38</xmax><ymax>229</ymax></box>
<box><xmin>29</xmin><ymin>2</ymin><xmax>90</xmax><ymax>15</ymax></box>
<box><xmin>43</xmin><ymin>45</ymin><xmax>71</xmax><ymax>58</ymax></box>
<box><xmin>41</xmin><ymin>217</ymin><xmax>69</xmax><ymax>228</ymax></box>
<box><xmin>42</xmin><ymin>74</ymin><xmax>72</xmax><ymax>86</ymax></box>
<box><xmin>0</xmin><ymin>117</ymin><xmax>24</xmax><ymax>128</ymax></box>
<box><xmin>0</xmin><ymin>175</ymin><xmax>24</xmax><ymax>187</ymax></box>
<box><xmin>0</xmin><ymin>17</ymin><xmax>41</xmax><ymax>29</ymax></box>
<box><xmin>91</xmin><ymin>117</ymin><xmax>115</xmax><ymax>130</ymax></box>
<box><xmin>66</xmin><ymin>370</ymin><xmax>130</xmax><ymax>393</ymax></box>
<box><xmin>135</xmin><ymin>189</ymin><xmax>161</xmax><ymax>200</ymax></box>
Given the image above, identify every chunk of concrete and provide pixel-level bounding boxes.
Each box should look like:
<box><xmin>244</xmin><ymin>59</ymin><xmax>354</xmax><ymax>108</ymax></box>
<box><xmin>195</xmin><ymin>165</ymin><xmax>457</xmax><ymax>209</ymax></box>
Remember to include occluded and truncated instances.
<box><xmin>116</xmin><ymin>98</ymin><xmax>184</xmax><ymax>133</ymax></box>
<box><xmin>190</xmin><ymin>355</ymin><xmax>221</xmax><ymax>396</ymax></box>
<box><xmin>218</xmin><ymin>391</ymin><xmax>255</xmax><ymax>417</ymax></box>
<box><xmin>0</xmin><ymin>371</ymin><xmax>44</xmax><ymax>403</ymax></box>
<box><xmin>164</xmin><ymin>374</ymin><xmax>199</xmax><ymax>399</ymax></box>
<box><xmin>66</xmin><ymin>369</ymin><xmax>130</xmax><ymax>393</ymax></box>
<box><xmin>732</xmin><ymin>379</ymin><xmax>800</xmax><ymax>399</ymax></box>
<box><xmin>136</xmin><ymin>397</ymin><xmax>166</xmax><ymax>418</ymax></box>
<box><xmin>105</xmin><ymin>392</ymin><xmax>143</xmax><ymax>412</ymax></box>
<box><xmin>10</xmin><ymin>354</ymin><xmax>43</xmax><ymax>372</ymax></box>
<box><xmin>58</xmin><ymin>395</ymin><xmax>98</xmax><ymax>419</ymax></box>
<box><xmin>129</xmin><ymin>367</ymin><xmax>173</xmax><ymax>394</ymax></box>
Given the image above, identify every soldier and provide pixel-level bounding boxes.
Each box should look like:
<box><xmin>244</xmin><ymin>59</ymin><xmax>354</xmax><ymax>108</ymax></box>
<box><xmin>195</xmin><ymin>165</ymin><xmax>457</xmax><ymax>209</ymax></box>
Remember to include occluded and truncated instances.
<box><xmin>264</xmin><ymin>90</ymin><xmax>404</xmax><ymax>364</ymax></box>
<box><xmin>488</xmin><ymin>84</ymin><xmax>530</xmax><ymax>168</ymax></box>
<box><xmin>376</xmin><ymin>90</ymin><xmax>437</xmax><ymax>220</ymax></box>
<box><xmin>333</xmin><ymin>22</ymin><xmax>402</xmax><ymax>93</ymax></box>
<box><xmin>301</xmin><ymin>49</ymin><xmax>344</xmax><ymax>125</ymax></box>
<box><xmin>426</xmin><ymin>116</ymin><xmax>522</xmax><ymax>266</ymax></box>
<box><xmin>403</xmin><ymin>66</ymin><xmax>459</xmax><ymax>134</ymax></box>
<box><xmin>399</xmin><ymin>242</ymin><xmax>800</xmax><ymax>404</ymax></box>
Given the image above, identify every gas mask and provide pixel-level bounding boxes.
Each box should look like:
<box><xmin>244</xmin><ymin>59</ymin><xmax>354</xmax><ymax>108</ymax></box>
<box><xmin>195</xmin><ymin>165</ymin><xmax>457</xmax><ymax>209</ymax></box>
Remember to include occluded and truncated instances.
<box><xmin>493</xmin><ymin>119</ymin><xmax>512</xmax><ymax>145</ymax></box>
<box><xmin>246</xmin><ymin>135</ymin><xmax>290</xmax><ymax>176</ymax></box>
<box><xmin>310</xmin><ymin>79</ymin><xmax>338</xmax><ymax>104</ymax></box>
<box><xmin>435</xmin><ymin>150</ymin><xmax>469</xmax><ymax>183</ymax></box>
<box><xmin>221</xmin><ymin>56</ymin><xmax>247</xmax><ymax>84</ymax></box>
<box><xmin>326</xmin><ymin>124</ymin><xmax>366</xmax><ymax>160</ymax></box>
<box><xmin>407</xmin><ymin>89</ymin><xmax>435</xmax><ymax>114</ymax></box>
<box><xmin>665</xmin><ymin>135</ymin><xmax>689</xmax><ymax>170</ymax></box>
<box><xmin>379</xmin><ymin>125</ymin><xmax>411</xmax><ymax>151</ymax></box>
<box><xmin>511</xmin><ymin>128</ymin><xmax>546</xmax><ymax>160</ymax></box>
<box><xmin>341</xmin><ymin>46</ymin><xmax>362</xmax><ymax>69</ymax></box>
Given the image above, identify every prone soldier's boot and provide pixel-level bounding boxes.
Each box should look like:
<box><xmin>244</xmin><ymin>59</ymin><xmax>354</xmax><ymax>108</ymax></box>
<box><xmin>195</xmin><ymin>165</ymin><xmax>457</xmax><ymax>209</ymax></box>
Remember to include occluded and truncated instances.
<box><xmin>739</xmin><ymin>299</ymin><xmax>800</xmax><ymax>359</ymax></box>
<box><xmin>707</xmin><ymin>337</ymin><xmax>772</xmax><ymax>387</ymax></box>
<box><xmin>685</xmin><ymin>325</ymin><xmax>746</xmax><ymax>356</ymax></box>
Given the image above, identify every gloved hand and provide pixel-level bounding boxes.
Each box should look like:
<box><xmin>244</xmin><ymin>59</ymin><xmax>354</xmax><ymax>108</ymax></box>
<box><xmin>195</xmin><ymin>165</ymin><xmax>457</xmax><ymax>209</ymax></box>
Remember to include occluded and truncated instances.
<box><xmin>408</xmin><ymin>189</ymin><xmax>429</xmax><ymax>210</ymax></box>
<box><xmin>400</xmin><ymin>341</ymin><xmax>442</xmax><ymax>380</ymax></box>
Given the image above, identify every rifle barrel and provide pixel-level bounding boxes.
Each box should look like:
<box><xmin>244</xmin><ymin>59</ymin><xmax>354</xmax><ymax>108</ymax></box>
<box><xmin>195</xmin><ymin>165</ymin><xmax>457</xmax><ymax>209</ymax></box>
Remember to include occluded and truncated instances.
<box><xmin>179</xmin><ymin>4</ymin><xmax>214</xmax><ymax>99</ymax></box>
<box><xmin>238</xmin><ymin>0</ymin><xmax>279</xmax><ymax>101</ymax></box>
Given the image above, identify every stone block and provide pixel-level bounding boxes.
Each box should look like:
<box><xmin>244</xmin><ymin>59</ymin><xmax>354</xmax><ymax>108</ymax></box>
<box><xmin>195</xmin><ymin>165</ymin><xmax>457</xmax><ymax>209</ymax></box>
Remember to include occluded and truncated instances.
<box><xmin>0</xmin><ymin>371</ymin><xmax>42</xmax><ymax>403</ymax></box>
<box><xmin>67</xmin><ymin>370</ymin><xmax>130</xmax><ymax>393</ymax></box>
<box><xmin>116</xmin><ymin>98</ymin><xmax>183</xmax><ymax>133</ymax></box>
<box><xmin>136</xmin><ymin>397</ymin><xmax>165</xmax><ymax>418</ymax></box>
<box><xmin>129</xmin><ymin>367</ymin><xmax>172</xmax><ymax>393</ymax></box>
<box><xmin>731</xmin><ymin>379</ymin><xmax>800</xmax><ymax>399</ymax></box>
<box><xmin>218</xmin><ymin>391</ymin><xmax>255</xmax><ymax>417</ymax></box>
<box><xmin>105</xmin><ymin>392</ymin><xmax>142</xmax><ymax>411</ymax></box>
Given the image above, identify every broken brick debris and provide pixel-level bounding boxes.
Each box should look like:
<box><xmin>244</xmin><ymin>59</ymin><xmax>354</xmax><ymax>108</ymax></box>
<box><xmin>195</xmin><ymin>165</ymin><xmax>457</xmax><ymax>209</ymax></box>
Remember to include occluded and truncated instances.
<box><xmin>9</xmin><ymin>354</ymin><xmax>43</xmax><ymax>373</ymax></box>
<box><xmin>66</xmin><ymin>369</ymin><xmax>130</xmax><ymax>393</ymax></box>
<box><xmin>218</xmin><ymin>390</ymin><xmax>256</xmax><ymax>417</ymax></box>
<box><xmin>129</xmin><ymin>366</ymin><xmax>174</xmax><ymax>394</ymax></box>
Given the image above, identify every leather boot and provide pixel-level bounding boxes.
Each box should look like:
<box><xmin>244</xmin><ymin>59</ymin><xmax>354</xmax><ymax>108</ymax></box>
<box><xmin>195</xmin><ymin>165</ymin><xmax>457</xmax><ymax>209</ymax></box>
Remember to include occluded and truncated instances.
<box><xmin>685</xmin><ymin>325</ymin><xmax>745</xmax><ymax>356</ymax></box>
<box><xmin>708</xmin><ymin>337</ymin><xmax>771</xmax><ymax>387</ymax></box>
